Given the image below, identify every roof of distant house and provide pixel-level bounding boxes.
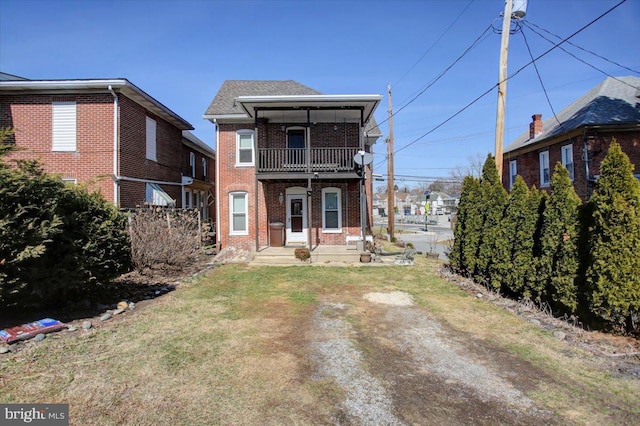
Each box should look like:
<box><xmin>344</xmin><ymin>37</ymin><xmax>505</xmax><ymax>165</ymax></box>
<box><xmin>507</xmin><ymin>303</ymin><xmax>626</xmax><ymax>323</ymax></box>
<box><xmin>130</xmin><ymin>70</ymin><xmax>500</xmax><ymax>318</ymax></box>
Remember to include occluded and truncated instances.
<box><xmin>505</xmin><ymin>76</ymin><xmax>640</xmax><ymax>153</ymax></box>
<box><xmin>182</xmin><ymin>131</ymin><xmax>215</xmax><ymax>157</ymax></box>
<box><xmin>204</xmin><ymin>79</ymin><xmax>382</xmax><ymax>137</ymax></box>
<box><xmin>0</xmin><ymin>72</ymin><xmax>28</xmax><ymax>81</ymax></box>
<box><xmin>0</xmin><ymin>77</ymin><xmax>192</xmax><ymax>130</ymax></box>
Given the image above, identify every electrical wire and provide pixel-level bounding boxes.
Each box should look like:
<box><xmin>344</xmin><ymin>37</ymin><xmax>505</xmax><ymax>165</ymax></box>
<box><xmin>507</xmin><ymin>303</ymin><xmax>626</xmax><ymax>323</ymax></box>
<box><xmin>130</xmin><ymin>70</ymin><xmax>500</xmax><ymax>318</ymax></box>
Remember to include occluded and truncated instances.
<box><xmin>393</xmin><ymin>0</ymin><xmax>476</xmax><ymax>89</ymax></box>
<box><xmin>523</xmin><ymin>19</ymin><xmax>640</xmax><ymax>76</ymax></box>
<box><xmin>521</xmin><ymin>20</ymin><xmax>640</xmax><ymax>91</ymax></box>
<box><xmin>519</xmin><ymin>26</ymin><xmax>562</xmax><ymax>128</ymax></box>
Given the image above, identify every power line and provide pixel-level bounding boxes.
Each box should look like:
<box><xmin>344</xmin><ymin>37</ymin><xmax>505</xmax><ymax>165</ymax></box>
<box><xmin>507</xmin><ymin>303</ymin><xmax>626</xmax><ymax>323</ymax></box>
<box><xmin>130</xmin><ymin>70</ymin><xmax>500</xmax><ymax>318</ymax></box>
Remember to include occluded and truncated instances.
<box><xmin>523</xmin><ymin>19</ymin><xmax>640</xmax><ymax>76</ymax></box>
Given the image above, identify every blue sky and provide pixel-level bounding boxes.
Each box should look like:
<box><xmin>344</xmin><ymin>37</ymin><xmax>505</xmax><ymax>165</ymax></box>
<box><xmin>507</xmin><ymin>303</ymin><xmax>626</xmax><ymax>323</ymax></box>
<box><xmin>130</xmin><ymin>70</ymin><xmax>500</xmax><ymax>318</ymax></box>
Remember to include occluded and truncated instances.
<box><xmin>1</xmin><ymin>0</ymin><xmax>639</xmax><ymax>186</ymax></box>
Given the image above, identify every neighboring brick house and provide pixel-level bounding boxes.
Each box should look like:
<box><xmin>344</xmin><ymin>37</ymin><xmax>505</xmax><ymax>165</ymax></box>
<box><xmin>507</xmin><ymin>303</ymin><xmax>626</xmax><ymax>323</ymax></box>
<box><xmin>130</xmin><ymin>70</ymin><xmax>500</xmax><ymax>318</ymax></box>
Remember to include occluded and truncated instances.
<box><xmin>181</xmin><ymin>130</ymin><xmax>216</xmax><ymax>221</ymax></box>
<box><xmin>0</xmin><ymin>76</ymin><xmax>214</xmax><ymax>210</ymax></box>
<box><xmin>204</xmin><ymin>80</ymin><xmax>382</xmax><ymax>252</ymax></box>
<box><xmin>502</xmin><ymin>76</ymin><xmax>640</xmax><ymax>201</ymax></box>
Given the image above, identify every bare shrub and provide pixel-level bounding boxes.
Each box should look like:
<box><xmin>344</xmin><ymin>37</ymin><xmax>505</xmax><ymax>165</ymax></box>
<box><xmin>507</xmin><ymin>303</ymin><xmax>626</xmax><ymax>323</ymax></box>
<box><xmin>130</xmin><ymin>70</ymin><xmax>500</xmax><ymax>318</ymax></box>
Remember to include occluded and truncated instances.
<box><xmin>127</xmin><ymin>207</ymin><xmax>201</xmax><ymax>272</ymax></box>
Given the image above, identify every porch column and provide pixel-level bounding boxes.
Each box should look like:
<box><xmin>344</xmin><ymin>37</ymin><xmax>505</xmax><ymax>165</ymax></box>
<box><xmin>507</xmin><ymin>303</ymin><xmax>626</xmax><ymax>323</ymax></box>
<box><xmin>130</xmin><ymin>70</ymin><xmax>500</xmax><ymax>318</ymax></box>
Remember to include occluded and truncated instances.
<box><xmin>307</xmin><ymin>177</ymin><xmax>312</xmax><ymax>251</ymax></box>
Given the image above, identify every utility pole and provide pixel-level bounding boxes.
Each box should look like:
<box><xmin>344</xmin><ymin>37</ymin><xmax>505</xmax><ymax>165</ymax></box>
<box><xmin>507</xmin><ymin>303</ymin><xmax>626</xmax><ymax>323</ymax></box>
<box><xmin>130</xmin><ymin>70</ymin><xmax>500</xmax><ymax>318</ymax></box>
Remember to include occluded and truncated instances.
<box><xmin>387</xmin><ymin>84</ymin><xmax>395</xmax><ymax>241</ymax></box>
<box><xmin>494</xmin><ymin>0</ymin><xmax>513</xmax><ymax>178</ymax></box>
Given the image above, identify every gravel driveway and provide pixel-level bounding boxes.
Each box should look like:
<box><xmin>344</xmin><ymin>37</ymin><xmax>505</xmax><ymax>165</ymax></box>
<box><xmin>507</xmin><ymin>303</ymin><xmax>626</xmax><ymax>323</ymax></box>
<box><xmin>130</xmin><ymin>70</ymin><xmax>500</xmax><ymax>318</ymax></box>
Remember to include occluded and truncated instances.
<box><xmin>309</xmin><ymin>292</ymin><xmax>558</xmax><ymax>425</ymax></box>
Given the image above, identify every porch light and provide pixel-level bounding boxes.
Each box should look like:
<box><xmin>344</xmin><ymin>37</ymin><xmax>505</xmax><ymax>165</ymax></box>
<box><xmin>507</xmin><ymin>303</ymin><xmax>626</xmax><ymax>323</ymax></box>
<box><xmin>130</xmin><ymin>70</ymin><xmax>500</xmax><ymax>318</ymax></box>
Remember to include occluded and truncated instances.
<box><xmin>278</xmin><ymin>192</ymin><xmax>284</xmax><ymax>205</ymax></box>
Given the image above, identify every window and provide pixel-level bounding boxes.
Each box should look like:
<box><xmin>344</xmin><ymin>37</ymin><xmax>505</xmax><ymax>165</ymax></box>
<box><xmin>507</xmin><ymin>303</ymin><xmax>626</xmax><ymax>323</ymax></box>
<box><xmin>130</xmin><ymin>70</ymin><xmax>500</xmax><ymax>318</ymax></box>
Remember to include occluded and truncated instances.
<box><xmin>229</xmin><ymin>192</ymin><xmax>248</xmax><ymax>235</ymax></box>
<box><xmin>202</xmin><ymin>158</ymin><xmax>207</xmax><ymax>179</ymax></box>
<box><xmin>189</xmin><ymin>152</ymin><xmax>196</xmax><ymax>178</ymax></box>
<box><xmin>539</xmin><ymin>151</ymin><xmax>550</xmax><ymax>187</ymax></box>
<box><xmin>322</xmin><ymin>187</ymin><xmax>342</xmax><ymax>232</ymax></box>
<box><xmin>146</xmin><ymin>117</ymin><xmax>157</xmax><ymax>161</ymax></box>
<box><xmin>52</xmin><ymin>101</ymin><xmax>76</xmax><ymax>151</ymax></box>
<box><xmin>146</xmin><ymin>183</ymin><xmax>175</xmax><ymax>206</ymax></box>
<box><xmin>236</xmin><ymin>130</ymin><xmax>254</xmax><ymax>166</ymax></box>
<box><xmin>561</xmin><ymin>144</ymin><xmax>574</xmax><ymax>181</ymax></box>
<box><xmin>509</xmin><ymin>160</ymin><xmax>517</xmax><ymax>189</ymax></box>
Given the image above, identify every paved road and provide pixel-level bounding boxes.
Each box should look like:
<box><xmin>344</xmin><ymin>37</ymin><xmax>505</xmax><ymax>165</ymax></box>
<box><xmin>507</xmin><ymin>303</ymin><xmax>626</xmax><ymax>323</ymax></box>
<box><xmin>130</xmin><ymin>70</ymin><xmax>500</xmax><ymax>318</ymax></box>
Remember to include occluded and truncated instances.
<box><xmin>373</xmin><ymin>215</ymin><xmax>454</xmax><ymax>261</ymax></box>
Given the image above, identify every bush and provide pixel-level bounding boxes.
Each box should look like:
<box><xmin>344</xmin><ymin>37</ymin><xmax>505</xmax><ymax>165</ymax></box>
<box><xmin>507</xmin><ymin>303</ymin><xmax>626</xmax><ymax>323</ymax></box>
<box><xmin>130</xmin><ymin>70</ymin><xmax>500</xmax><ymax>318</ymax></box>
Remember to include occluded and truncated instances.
<box><xmin>585</xmin><ymin>142</ymin><xmax>640</xmax><ymax>332</ymax></box>
<box><xmin>128</xmin><ymin>207</ymin><xmax>201</xmax><ymax>272</ymax></box>
<box><xmin>0</xmin><ymin>154</ymin><xmax>130</xmax><ymax>307</ymax></box>
<box><xmin>294</xmin><ymin>248</ymin><xmax>310</xmax><ymax>261</ymax></box>
<box><xmin>449</xmin><ymin>175</ymin><xmax>482</xmax><ymax>275</ymax></box>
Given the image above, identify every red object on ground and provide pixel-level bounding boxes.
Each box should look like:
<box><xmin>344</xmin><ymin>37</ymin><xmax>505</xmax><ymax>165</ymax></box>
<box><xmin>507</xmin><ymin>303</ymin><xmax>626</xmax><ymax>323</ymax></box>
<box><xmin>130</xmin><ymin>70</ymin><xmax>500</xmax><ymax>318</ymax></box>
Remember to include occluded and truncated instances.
<box><xmin>0</xmin><ymin>318</ymin><xmax>66</xmax><ymax>344</ymax></box>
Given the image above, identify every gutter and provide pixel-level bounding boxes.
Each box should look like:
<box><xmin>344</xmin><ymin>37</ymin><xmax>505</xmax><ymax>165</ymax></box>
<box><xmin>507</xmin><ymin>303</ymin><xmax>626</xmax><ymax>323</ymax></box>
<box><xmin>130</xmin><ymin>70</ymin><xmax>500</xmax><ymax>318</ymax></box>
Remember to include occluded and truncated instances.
<box><xmin>111</xmin><ymin>175</ymin><xmax>185</xmax><ymax>186</ymax></box>
<box><xmin>108</xmin><ymin>85</ymin><xmax>119</xmax><ymax>206</ymax></box>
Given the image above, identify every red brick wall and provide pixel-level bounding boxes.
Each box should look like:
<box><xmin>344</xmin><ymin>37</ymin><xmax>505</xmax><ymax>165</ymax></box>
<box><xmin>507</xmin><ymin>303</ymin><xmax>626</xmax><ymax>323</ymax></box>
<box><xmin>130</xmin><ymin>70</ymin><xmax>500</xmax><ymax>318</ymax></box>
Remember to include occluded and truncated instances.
<box><xmin>118</xmin><ymin>95</ymin><xmax>183</xmax><ymax>208</ymax></box>
<box><xmin>1</xmin><ymin>93</ymin><xmax>114</xmax><ymax>199</ymax></box>
<box><xmin>503</xmin><ymin>130</ymin><xmax>640</xmax><ymax>201</ymax></box>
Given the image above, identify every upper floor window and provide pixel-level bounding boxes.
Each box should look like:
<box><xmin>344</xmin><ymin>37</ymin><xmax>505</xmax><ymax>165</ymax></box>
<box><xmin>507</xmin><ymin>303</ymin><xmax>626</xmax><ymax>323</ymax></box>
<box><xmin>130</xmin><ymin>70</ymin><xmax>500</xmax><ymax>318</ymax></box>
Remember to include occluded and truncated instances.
<box><xmin>146</xmin><ymin>117</ymin><xmax>157</xmax><ymax>161</ymax></box>
<box><xmin>229</xmin><ymin>191</ymin><xmax>248</xmax><ymax>235</ymax></box>
<box><xmin>322</xmin><ymin>187</ymin><xmax>342</xmax><ymax>232</ymax></box>
<box><xmin>189</xmin><ymin>152</ymin><xmax>196</xmax><ymax>178</ymax></box>
<box><xmin>236</xmin><ymin>130</ymin><xmax>254</xmax><ymax>166</ymax></box>
<box><xmin>202</xmin><ymin>158</ymin><xmax>207</xmax><ymax>179</ymax></box>
<box><xmin>561</xmin><ymin>144</ymin><xmax>574</xmax><ymax>181</ymax></box>
<box><xmin>509</xmin><ymin>160</ymin><xmax>517</xmax><ymax>189</ymax></box>
<box><xmin>52</xmin><ymin>101</ymin><xmax>76</xmax><ymax>151</ymax></box>
<box><xmin>539</xmin><ymin>150</ymin><xmax>550</xmax><ymax>188</ymax></box>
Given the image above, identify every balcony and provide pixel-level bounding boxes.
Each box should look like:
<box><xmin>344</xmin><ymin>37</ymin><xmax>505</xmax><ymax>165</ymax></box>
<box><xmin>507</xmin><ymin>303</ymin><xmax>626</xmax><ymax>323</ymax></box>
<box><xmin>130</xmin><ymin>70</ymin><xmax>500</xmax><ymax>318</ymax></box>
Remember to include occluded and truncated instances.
<box><xmin>257</xmin><ymin>147</ymin><xmax>360</xmax><ymax>176</ymax></box>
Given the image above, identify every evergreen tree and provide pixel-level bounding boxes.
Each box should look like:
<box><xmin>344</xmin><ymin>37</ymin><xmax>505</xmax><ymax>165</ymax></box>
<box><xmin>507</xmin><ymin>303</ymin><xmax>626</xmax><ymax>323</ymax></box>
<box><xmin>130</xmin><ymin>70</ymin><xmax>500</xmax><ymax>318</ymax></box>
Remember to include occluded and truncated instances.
<box><xmin>523</xmin><ymin>187</ymin><xmax>546</xmax><ymax>300</ymax></box>
<box><xmin>536</xmin><ymin>163</ymin><xmax>582</xmax><ymax>313</ymax></box>
<box><xmin>586</xmin><ymin>142</ymin><xmax>640</xmax><ymax>332</ymax></box>
<box><xmin>491</xmin><ymin>176</ymin><xmax>537</xmax><ymax>296</ymax></box>
<box><xmin>449</xmin><ymin>175</ymin><xmax>482</xmax><ymax>275</ymax></box>
<box><xmin>474</xmin><ymin>154</ymin><xmax>508</xmax><ymax>287</ymax></box>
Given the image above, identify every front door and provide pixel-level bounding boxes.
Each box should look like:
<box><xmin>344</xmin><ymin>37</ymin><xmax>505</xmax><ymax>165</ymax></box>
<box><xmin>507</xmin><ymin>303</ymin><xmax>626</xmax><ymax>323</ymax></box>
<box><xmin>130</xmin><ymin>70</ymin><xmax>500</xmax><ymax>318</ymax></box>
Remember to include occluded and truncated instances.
<box><xmin>286</xmin><ymin>194</ymin><xmax>307</xmax><ymax>244</ymax></box>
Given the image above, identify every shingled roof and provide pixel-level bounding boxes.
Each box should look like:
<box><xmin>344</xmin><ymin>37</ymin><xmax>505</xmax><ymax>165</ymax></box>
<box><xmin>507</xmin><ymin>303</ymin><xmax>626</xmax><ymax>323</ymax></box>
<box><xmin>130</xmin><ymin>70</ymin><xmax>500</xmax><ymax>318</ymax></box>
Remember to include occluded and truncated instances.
<box><xmin>203</xmin><ymin>79</ymin><xmax>382</xmax><ymax>136</ymax></box>
<box><xmin>505</xmin><ymin>76</ymin><xmax>640</xmax><ymax>153</ymax></box>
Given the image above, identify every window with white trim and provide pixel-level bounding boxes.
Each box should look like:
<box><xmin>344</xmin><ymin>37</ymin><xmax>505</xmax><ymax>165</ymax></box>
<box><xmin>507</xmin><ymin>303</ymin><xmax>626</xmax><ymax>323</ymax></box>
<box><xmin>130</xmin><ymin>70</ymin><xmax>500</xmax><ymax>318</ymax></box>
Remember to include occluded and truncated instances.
<box><xmin>539</xmin><ymin>150</ymin><xmax>550</xmax><ymax>187</ymax></box>
<box><xmin>52</xmin><ymin>101</ymin><xmax>76</xmax><ymax>151</ymax></box>
<box><xmin>236</xmin><ymin>130</ymin><xmax>254</xmax><ymax>166</ymax></box>
<box><xmin>146</xmin><ymin>117</ymin><xmax>157</xmax><ymax>161</ymax></box>
<box><xmin>202</xmin><ymin>158</ymin><xmax>207</xmax><ymax>179</ymax></box>
<box><xmin>561</xmin><ymin>144</ymin><xmax>574</xmax><ymax>181</ymax></box>
<box><xmin>189</xmin><ymin>152</ymin><xmax>196</xmax><ymax>178</ymax></box>
<box><xmin>229</xmin><ymin>191</ymin><xmax>248</xmax><ymax>235</ymax></box>
<box><xmin>509</xmin><ymin>160</ymin><xmax>517</xmax><ymax>189</ymax></box>
<box><xmin>322</xmin><ymin>187</ymin><xmax>342</xmax><ymax>232</ymax></box>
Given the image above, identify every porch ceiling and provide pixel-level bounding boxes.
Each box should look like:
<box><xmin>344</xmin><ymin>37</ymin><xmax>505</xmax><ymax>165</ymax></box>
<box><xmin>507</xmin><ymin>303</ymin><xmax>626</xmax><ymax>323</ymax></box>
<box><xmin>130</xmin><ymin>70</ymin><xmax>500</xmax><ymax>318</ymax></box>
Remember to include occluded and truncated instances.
<box><xmin>257</xmin><ymin>172</ymin><xmax>361</xmax><ymax>182</ymax></box>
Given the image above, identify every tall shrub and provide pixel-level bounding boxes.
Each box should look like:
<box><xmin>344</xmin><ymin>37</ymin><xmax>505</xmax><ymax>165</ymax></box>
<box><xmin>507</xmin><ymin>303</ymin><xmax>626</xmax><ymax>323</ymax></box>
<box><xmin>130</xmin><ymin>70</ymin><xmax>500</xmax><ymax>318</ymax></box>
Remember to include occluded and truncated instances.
<box><xmin>490</xmin><ymin>176</ymin><xmax>537</xmax><ymax>296</ymax></box>
<box><xmin>586</xmin><ymin>142</ymin><xmax>640</xmax><ymax>332</ymax></box>
<box><xmin>474</xmin><ymin>154</ymin><xmax>507</xmax><ymax>287</ymax></box>
<box><xmin>523</xmin><ymin>187</ymin><xmax>546</xmax><ymax>300</ymax></box>
<box><xmin>449</xmin><ymin>175</ymin><xmax>482</xmax><ymax>275</ymax></box>
<box><xmin>535</xmin><ymin>163</ymin><xmax>582</xmax><ymax>313</ymax></box>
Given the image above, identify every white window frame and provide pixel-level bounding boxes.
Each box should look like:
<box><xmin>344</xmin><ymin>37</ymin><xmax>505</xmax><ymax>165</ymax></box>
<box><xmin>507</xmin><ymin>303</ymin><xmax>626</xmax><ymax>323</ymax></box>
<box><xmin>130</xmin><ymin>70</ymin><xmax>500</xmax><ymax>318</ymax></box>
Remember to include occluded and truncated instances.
<box><xmin>202</xmin><ymin>157</ymin><xmax>207</xmax><ymax>179</ymax></box>
<box><xmin>561</xmin><ymin>144</ymin><xmax>574</xmax><ymax>181</ymax></box>
<box><xmin>229</xmin><ymin>191</ymin><xmax>248</xmax><ymax>235</ymax></box>
<box><xmin>146</xmin><ymin>117</ymin><xmax>157</xmax><ymax>161</ymax></box>
<box><xmin>52</xmin><ymin>101</ymin><xmax>77</xmax><ymax>152</ymax></box>
<box><xmin>509</xmin><ymin>160</ymin><xmax>517</xmax><ymax>189</ymax></box>
<box><xmin>189</xmin><ymin>152</ymin><xmax>196</xmax><ymax>178</ymax></box>
<box><xmin>322</xmin><ymin>187</ymin><xmax>342</xmax><ymax>233</ymax></box>
<box><xmin>236</xmin><ymin>130</ymin><xmax>254</xmax><ymax>166</ymax></box>
<box><xmin>539</xmin><ymin>150</ymin><xmax>550</xmax><ymax>188</ymax></box>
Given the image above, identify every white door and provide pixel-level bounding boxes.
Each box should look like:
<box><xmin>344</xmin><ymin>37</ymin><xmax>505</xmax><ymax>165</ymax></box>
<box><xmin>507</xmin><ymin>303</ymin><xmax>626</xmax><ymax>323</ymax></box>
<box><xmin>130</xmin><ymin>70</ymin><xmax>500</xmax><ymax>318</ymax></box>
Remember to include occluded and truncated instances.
<box><xmin>286</xmin><ymin>194</ymin><xmax>307</xmax><ymax>244</ymax></box>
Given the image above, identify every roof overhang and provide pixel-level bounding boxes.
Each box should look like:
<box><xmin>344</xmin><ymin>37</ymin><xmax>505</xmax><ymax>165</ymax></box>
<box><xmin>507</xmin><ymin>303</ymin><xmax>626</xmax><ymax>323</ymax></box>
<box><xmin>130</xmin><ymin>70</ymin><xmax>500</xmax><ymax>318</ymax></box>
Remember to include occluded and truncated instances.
<box><xmin>234</xmin><ymin>94</ymin><xmax>382</xmax><ymax>125</ymax></box>
<box><xmin>0</xmin><ymin>79</ymin><xmax>193</xmax><ymax>130</ymax></box>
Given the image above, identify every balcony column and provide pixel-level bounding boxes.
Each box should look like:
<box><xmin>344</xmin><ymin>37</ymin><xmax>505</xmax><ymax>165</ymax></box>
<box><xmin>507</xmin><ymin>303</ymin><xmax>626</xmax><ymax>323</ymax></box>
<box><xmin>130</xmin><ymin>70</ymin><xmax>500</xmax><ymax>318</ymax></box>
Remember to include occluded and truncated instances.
<box><xmin>306</xmin><ymin>109</ymin><xmax>311</xmax><ymax>173</ymax></box>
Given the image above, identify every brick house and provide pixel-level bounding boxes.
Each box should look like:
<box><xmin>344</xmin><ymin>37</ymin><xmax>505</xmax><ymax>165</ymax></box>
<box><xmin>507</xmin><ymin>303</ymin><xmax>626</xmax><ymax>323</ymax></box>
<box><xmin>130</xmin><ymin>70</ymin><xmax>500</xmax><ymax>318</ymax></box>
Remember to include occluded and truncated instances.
<box><xmin>0</xmin><ymin>76</ymin><xmax>215</xmax><ymax>213</ymax></box>
<box><xmin>502</xmin><ymin>76</ymin><xmax>640</xmax><ymax>201</ymax></box>
<box><xmin>182</xmin><ymin>130</ymin><xmax>216</xmax><ymax>221</ymax></box>
<box><xmin>203</xmin><ymin>80</ymin><xmax>382</xmax><ymax>252</ymax></box>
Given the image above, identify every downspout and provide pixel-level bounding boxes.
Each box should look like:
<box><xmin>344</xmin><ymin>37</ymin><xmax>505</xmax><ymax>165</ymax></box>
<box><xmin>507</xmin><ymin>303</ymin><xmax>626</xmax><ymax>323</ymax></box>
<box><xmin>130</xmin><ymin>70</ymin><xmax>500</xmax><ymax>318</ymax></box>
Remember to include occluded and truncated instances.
<box><xmin>108</xmin><ymin>85</ymin><xmax>119</xmax><ymax>206</ymax></box>
<box><xmin>214</xmin><ymin>119</ymin><xmax>221</xmax><ymax>250</ymax></box>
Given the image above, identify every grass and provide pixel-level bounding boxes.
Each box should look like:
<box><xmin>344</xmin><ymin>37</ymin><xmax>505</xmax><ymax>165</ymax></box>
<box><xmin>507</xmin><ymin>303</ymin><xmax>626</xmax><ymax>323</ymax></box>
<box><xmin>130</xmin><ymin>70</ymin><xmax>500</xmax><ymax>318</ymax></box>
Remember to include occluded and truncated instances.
<box><xmin>1</xmin><ymin>258</ymin><xmax>638</xmax><ymax>425</ymax></box>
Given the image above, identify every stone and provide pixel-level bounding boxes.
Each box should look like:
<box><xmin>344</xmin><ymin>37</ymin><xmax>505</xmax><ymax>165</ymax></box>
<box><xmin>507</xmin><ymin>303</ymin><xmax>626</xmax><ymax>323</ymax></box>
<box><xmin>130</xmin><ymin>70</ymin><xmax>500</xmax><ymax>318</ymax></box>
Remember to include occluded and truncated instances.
<box><xmin>0</xmin><ymin>346</ymin><xmax>10</xmax><ymax>354</ymax></box>
<box><xmin>34</xmin><ymin>333</ymin><xmax>46</xmax><ymax>342</ymax></box>
<box><xmin>553</xmin><ymin>331</ymin><xmax>567</xmax><ymax>340</ymax></box>
<box><xmin>530</xmin><ymin>319</ymin><xmax>541</xmax><ymax>326</ymax></box>
<box><xmin>67</xmin><ymin>325</ymin><xmax>78</xmax><ymax>332</ymax></box>
<box><xmin>117</xmin><ymin>301</ymin><xmax>128</xmax><ymax>310</ymax></box>
<box><xmin>128</xmin><ymin>302</ymin><xmax>136</xmax><ymax>310</ymax></box>
<box><xmin>82</xmin><ymin>321</ymin><xmax>92</xmax><ymax>330</ymax></box>
<box><xmin>476</xmin><ymin>292</ymin><xmax>483</xmax><ymax>298</ymax></box>
<box><xmin>100</xmin><ymin>313</ymin><xmax>112</xmax><ymax>321</ymax></box>
<box><xmin>113</xmin><ymin>308</ymin><xmax>125</xmax><ymax>316</ymax></box>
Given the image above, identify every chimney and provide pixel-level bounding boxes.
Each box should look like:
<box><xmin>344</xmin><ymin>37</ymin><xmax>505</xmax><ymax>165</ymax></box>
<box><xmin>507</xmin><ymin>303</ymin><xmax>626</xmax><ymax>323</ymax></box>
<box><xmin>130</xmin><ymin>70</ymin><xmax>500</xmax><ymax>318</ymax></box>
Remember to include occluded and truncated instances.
<box><xmin>529</xmin><ymin>114</ymin><xmax>543</xmax><ymax>139</ymax></box>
